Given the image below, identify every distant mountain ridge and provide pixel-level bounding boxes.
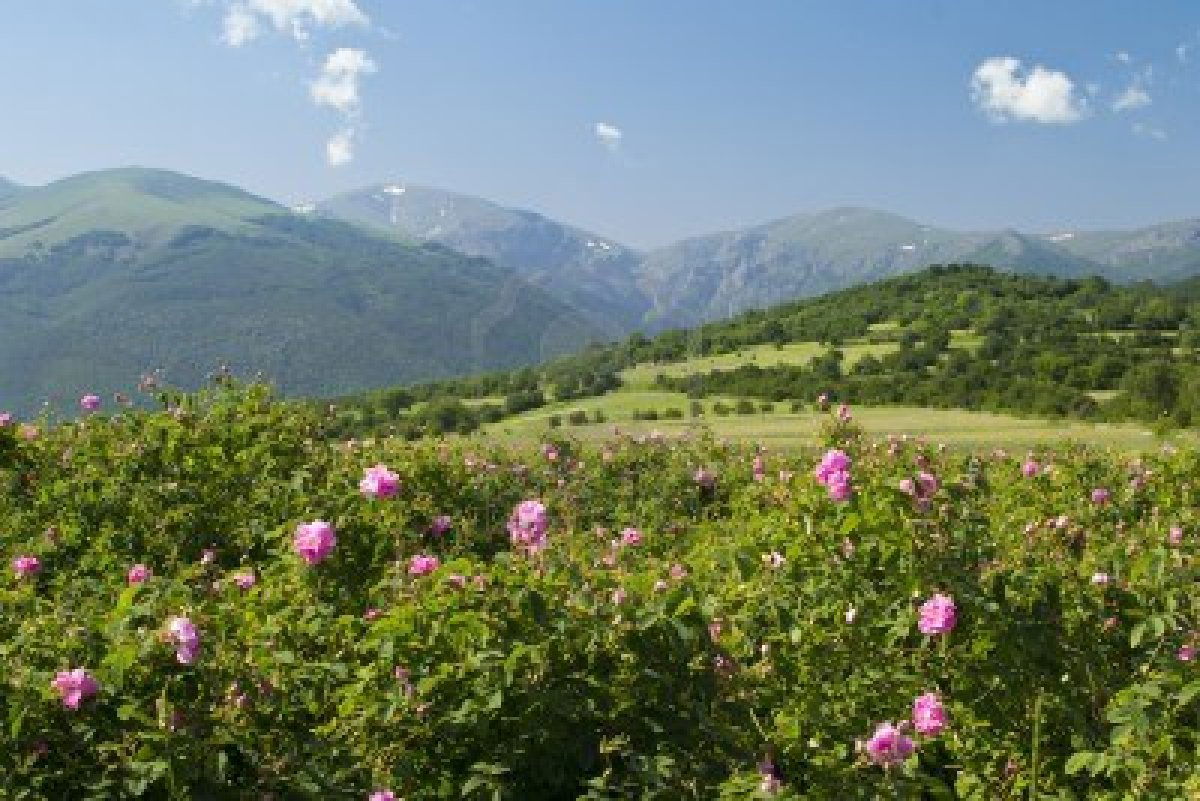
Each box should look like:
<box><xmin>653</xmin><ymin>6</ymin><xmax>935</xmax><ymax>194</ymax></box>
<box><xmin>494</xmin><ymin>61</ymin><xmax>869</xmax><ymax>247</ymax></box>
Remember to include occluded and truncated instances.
<box><xmin>0</xmin><ymin>168</ymin><xmax>600</xmax><ymax>414</ymax></box>
<box><xmin>317</xmin><ymin>185</ymin><xmax>1200</xmax><ymax>330</ymax></box>
<box><xmin>317</xmin><ymin>183</ymin><xmax>649</xmax><ymax>336</ymax></box>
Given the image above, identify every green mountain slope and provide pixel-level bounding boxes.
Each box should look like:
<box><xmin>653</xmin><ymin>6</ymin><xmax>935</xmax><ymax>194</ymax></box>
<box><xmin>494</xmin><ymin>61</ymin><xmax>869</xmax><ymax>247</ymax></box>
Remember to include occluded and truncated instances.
<box><xmin>0</xmin><ymin>169</ymin><xmax>600</xmax><ymax>414</ymax></box>
<box><xmin>316</xmin><ymin>184</ymin><xmax>650</xmax><ymax>336</ymax></box>
<box><xmin>1046</xmin><ymin>219</ymin><xmax>1200</xmax><ymax>284</ymax></box>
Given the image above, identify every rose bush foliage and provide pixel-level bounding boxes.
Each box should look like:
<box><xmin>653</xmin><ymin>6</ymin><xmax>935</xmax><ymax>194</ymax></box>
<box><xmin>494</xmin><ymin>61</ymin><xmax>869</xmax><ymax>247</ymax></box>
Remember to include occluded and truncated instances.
<box><xmin>1</xmin><ymin>383</ymin><xmax>1198</xmax><ymax>798</ymax></box>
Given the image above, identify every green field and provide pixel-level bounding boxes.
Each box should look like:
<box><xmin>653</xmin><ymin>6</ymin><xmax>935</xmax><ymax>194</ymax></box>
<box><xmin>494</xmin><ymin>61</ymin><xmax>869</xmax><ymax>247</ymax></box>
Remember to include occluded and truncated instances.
<box><xmin>475</xmin><ymin>390</ymin><xmax>1184</xmax><ymax>452</ymax></box>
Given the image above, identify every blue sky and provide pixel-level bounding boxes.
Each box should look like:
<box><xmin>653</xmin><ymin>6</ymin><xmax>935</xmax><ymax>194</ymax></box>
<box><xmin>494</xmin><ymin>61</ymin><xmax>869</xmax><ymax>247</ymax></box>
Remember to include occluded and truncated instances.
<box><xmin>1</xmin><ymin>1</ymin><xmax>1197</xmax><ymax>246</ymax></box>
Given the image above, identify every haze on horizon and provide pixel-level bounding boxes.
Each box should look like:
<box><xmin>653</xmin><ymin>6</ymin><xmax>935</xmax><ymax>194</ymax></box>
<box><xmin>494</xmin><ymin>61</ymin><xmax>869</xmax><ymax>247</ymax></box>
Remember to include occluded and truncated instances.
<box><xmin>1</xmin><ymin>0</ymin><xmax>1198</xmax><ymax>248</ymax></box>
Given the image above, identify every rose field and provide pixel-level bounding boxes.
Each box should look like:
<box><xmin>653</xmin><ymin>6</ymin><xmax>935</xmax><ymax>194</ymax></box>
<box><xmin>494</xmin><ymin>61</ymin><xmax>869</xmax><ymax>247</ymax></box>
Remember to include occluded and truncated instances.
<box><xmin>2</xmin><ymin>383</ymin><xmax>1198</xmax><ymax>799</ymax></box>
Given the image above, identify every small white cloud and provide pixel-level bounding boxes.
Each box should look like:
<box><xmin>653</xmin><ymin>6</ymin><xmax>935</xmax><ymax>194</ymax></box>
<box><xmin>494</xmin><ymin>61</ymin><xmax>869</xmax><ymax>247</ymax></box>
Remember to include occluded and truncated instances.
<box><xmin>970</xmin><ymin>57</ymin><xmax>1088</xmax><ymax>124</ymax></box>
<box><xmin>326</xmin><ymin>128</ymin><xmax>356</xmax><ymax>166</ymax></box>
<box><xmin>594</xmin><ymin>121</ymin><xmax>623</xmax><ymax>151</ymax></box>
<box><xmin>221</xmin><ymin>4</ymin><xmax>260</xmax><ymax>45</ymax></box>
<box><xmin>1112</xmin><ymin>84</ymin><xmax>1151</xmax><ymax>111</ymax></box>
<box><xmin>222</xmin><ymin>0</ymin><xmax>367</xmax><ymax>46</ymax></box>
<box><xmin>1178</xmin><ymin>43</ymin><xmax>1190</xmax><ymax>64</ymax></box>
<box><xmin>1115</xmin><ymin>51</ymin><xmax>1132</xmax><ymax>64</ymax></box>
<box><xmin>311</xmin><ymin>47</ymin><xmax>376</xmax><ymax>114</ymax></box>
<box><xmin>1132</xmin><ymin>122</ymin><xmax>1167</xmax><ymax>141</ymax></box>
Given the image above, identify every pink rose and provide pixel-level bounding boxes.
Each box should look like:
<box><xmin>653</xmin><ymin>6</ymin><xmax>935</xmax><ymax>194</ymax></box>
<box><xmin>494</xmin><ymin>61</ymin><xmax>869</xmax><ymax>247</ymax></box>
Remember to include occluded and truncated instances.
<box><xmin>912</xmin><ymin>693</ymin><xmax>947</xmax><ymax>735</ymax></box>
<box><xmin>79</xmin><ymin>394</ymin><xmax>101</xmax><ymax>412</ymax></box>
<box><xmin>430</xmin><ymin>515</ymin><xmax>453</xmax><ymax>536</ymax></box>
<box><xmin>0</xmin><ymin>411</ymin><xmax>12</xmax><ymax>427</ymax></box>
<box><xmin>233</xmin><ymin>571</ymin><xmax>256</xmax><ymax>590</ymax></box>
<box><xmin>507</xmin><ymin>500</ymin><xmax>549</xmax><ymax>554</ymax></box>
<box><xmin>50</xmin><ymin>668</ymin><xmax>99</xmax><ymax>710</ymax></box>
<box><xmin>918</xmin><ymin>593</ymin><xmax>957</xmax><ymax>636</ymax></box>
<box><xmin>864</xmin><ymin>722</ymin><xmax>915</xmax><ymax>767</ymax></box>
<box><xmin>1091</xmin><ymin>487</ymin><xmax>1111</xmax><ymax>505</ymax></box>
<box><xmin>407</xmin><ymin>554</ymin><xmax>440</xmax><ymax>577</ymax></box>
<box><xmin>127</xmin><ymin>564</ymin><xmax>152</xmax><ymax>585</ymax></box>
<box><xmin>167</xmin><ymin>616</ymin><xmax>200</xmax><ymax>665</ymax></box>
<box><xmin>359</xmin><ymin>464</ymin><xmax>400</xmax><ymax>500</ymax></box>
<box><xmin>1021</xmin><ymin>459</ymin><xmax>1041</xmax><ymax>478</ymax></box>
<box><xmin>293</xmin><ymin>520</ymin><xmax>336</xmax><ymax>565</ymax></box>
<box><xmin>619</xmin><ymin>527</ymin><xmax>643</xmax><ymax>547</ymax></box>
<box><xmin>12</xmin><ymin>555</ymin><xmax>40</xmax><ymax>578</ymax></box>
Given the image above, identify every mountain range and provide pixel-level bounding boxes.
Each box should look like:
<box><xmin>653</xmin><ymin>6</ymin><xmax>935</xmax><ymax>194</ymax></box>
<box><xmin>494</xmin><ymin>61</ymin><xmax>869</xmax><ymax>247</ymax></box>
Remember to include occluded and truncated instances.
<box><xmin>314</xmin><ymin>184</ymin><xmax>1200</xmax><ymax>331</ymax></box>
<box><xmin>2</xmin><ymin>165</ymin><xmax>1198</xmax><ymax>413</ymax></box>
<box><xmin>0</xmin><ymin>169</ymin><xmax>598</xmax><ymax>414</ymax></box>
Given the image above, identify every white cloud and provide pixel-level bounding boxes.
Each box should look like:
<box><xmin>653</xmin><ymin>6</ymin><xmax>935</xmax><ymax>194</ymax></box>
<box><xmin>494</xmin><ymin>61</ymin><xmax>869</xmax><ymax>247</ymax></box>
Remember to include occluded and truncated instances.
<box><xmin>1112</xmin><ymin>84</ymin><xmax>1151</xmax><ymax>111</ymax></box>
<box><xmin>970</xmin><ymin>57</ymin><xmax>1088</xmax><ymax>124</ymax></box>
<box><xmin>1115</xmin><ymin>51</ymin><xmax>1132</xmax><ymax>64</ymax></box>
<box><xmin>222</xmin><ymin>0</ymin><xmax>367</xmax><ymax>46</ymax></box>
<box><xmin>1132</xmin><ymin>122</ymin><xmax>1167</xmax><ymax>141</ymax></box>
<box><xmin>221</xmin><ymin>4</ymin><xmax>260</xmax><ymax>46</ymax></box>
<box><xmin>311</xmin><ymin>47</ymin><xmax>376</xmax><ymax>114</ymax></box>
<box><xmin>1177</xmin><ymin>44</ymin><xmax>1190</xmax><ymax>64</ymax></box>
<box><xmin>326</xmin><ymin>128</ymin><xmax>356</xmax><ymax>166</ymax></box>
<box><xmin>594</xmin><ymin>121</ymin><xmax>623</xmax><ymax>151</ymax></box>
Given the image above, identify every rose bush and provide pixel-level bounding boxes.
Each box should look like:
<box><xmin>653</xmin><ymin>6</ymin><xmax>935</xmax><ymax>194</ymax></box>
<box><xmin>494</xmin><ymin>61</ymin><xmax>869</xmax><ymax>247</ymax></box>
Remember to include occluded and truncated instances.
<box><xmin>0</xmin><ymin>382</ymin><xmax>1197</xmax><ymax>798</ymax></box>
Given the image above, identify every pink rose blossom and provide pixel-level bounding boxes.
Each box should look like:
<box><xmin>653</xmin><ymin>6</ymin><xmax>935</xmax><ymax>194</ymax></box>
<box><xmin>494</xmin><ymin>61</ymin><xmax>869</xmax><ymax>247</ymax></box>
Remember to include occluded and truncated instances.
<box><xmin>1091</xmin><ymin>487</ymin><xmax>1111</xmax><ymax>505</ymax></box>
<box><xmin>359</xmin><ymin>464</ymin><xmax>400</xmax><ymax>500</ymax></box>
<box><xmin>430</xmin><ymin>515</ymin><xmax>453</xmax><ymax>536</ymax></box>
<box><xmin>368</xmin><ymin>791</ymin><xmax>398</xmax><ymax>801</ymax></box>
<box><xmin>0</xmin><ymin>411</ymin><xmax>12</xmax><ymax>427</ymax></box>
<box><xmin>763</xmin><ymin>551</ymin><xmax>785</xmax><ymax>569</ymax></box>
<box><xmin>446</xmin><ymin>573</ymin><xmax>468</xmax><ymax>589</ymax></box>
<box><xmin>837</xmin><ymin>404</ymin><xmax>853</xmax><ymax>422</ymax></box>
<box><xmin>407</xmin><ymin>554</ymin><xmax>440</xmax><ymax>576</ymax></box>
<box><xmin>619</xmin><ymin>527</ymin><xmax>643</xmax><ymax>547</ymax></box>
<box><xmin>168</xmin><ymin>616</ymin><xmax>200</xmax><ymax>665</ymax></box>
<box><xmin>293</xmin><ymin>520</ymin><xmax>336</xmax><ymax>565</ymax></box>
<box><xmin>80</xmin><ymin>394</ymin><xmax>101</xmax><ymax>412</ymax></box>
<box><xmin>1169</xmin><ymin>526</ymin><xmax>1184</xmax><ymax>546</ymax></box>
<box><xmin>127</xmin><ymin>564</ymin><xmax>151</xmax><ymax>585</ymax></box>
<box><xmin>50</xmin><ymin>668</ymin><xmax>99</xmax><ymax>710</ymax></box>
<box><xmin>12</xmin><ymin>555</ymin><xmax>40</xmax><ymax>578</ymax></box>
<box><xmin>898</xmin><ymin>478</ymin><xmax>916</xmax><ymax>495</ymax></box>
<box><xmin>1021</xmin><ymin>459</ymin><xmax>1041</xmax><ymax>478</ymax></box>
<box><xmin>363</xmin><ymin>607</ymin><xmax>383</xmax><ymax>621</ymax></box>
<box><xmin>912</xmin><ymin>693</ymin><xmax>947</xmax><ymax>735</ymax></box>
<box><xmin>1178</xmin><ymin>644</ymin><xmax>1196</xmax><ymax>662</ymax></box>
<box><xmin>233</xmin><ymin>571</ymin><xmax>256</xmax><ymax>590</ymax></box>
<box><xmin>507</xmin><ymin>500</ymin><xmax>549</xmax><ymax>554</ymax></box>
<box><xmin>669</xmin><ymin>563</ymin><xmax>688</xmax><ymax>580</ymax></box>
<box><xmin>611</xmin><ymin>587</ymin><xmax>627</xmax><ymax>605</ymax></box>
<box><xmin>918</xmin><ymin>593</ymin><xmax>957</xmax><ymax>636</ymax></box>
<box><xmin>1091</xmin><ymin>572</ymin><xmax>1110</xmax><ymax>586</ymax></box>
<box><xmin>864</xmin><ymin>722</ymin><xmax>915</xmax><ymax>767</ymax></box>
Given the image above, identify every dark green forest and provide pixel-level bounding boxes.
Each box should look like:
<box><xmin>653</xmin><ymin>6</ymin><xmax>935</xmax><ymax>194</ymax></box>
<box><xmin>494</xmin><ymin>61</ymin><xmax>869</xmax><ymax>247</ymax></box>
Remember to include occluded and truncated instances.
<box><xmin>329</xmin><ymin>265</ymin><xmax>1200</xmax><ymax>437</ymax></box>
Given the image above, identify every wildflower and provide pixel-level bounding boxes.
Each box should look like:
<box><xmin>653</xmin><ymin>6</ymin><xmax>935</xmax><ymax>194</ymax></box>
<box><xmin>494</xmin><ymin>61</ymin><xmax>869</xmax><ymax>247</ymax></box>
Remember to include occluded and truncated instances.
<box><xmin>619</xmin><ymin>527</ymin><xmax>643</xmax><ymax>547</ymax></box>
<box><xmin>1169</xmin><ymin>526</ymin><xmax>1184</xmax><ymax>546</ymax></box>
<box><xmin>446</xmin><ymin>574</ymin><xmax>467</xmax><ymax>589</ymax></box>
<box><xmin>814</xmin><ymin>449</ymin><xmax>851</xmax><ymax>483</ymax></box>
<box><xmin>863</xmin><ymin>722</ymin><xmax>915</xmax><ymax>767</ymax></box>
<box><xmin>293</xmin><ymin>520</ymin><xmax>336</xmax><ymax>565</ymax></box>
<box><xmin>752</xmin><ymin>455</ymin><xmax>766</xmax><ymax>482</ymax></box>
<box><xmin>50</xmin><ymin>668</ymin><xmax>99</xmax><ymax>710</ymax></box>
<box><xmin>837</xmin><ymin>403</ymin><xmax>853</xmax><ymax>422</ymax></box>
<box><xmin>898</xmin><ymin>478</ymin><xmax>916</xmax><ymax>495</ymax></box>
<box><xmin>363</xmin><ymin>607</ymin><xmax>383</xmax><ymax>621</ymax></box>
<box><xmin>507</xmin><ymin>500</ymin><xmax>549</xmax><ymax>553</ymax></box>
<box><xmin>12</xmin><ymin>555</ymin><xmax>40</xmax><ymax>578</ymax></box>
<box><xmin>233</xmin><ymin>571</ymin><xmax>256</xmax><ymax>590</ymax></box>
<box><xmin>408</xmin><ymin>554</ymin><xmax>440</xmax><ymax>577</ymax></box>
<box><xmin>694</xmin><ymin>467</ymin><xmax>716</xmax><ymax>489</ymax></box>
<box><xmin>1091</xmin><ymin>572</ymin><xmax>1110</xmax><ymax>586</ymax></box>
<box><xmin>359</xmin><ymin>464</ymin><xmax>400</xmax><ymax>499</ymax></box>
<box><xmin>167</xmin><ymin>616</ymin><xmax>200</xmax><ymax>665</ymax></box>
<box><xmin>845</xmin><ymin>606</ymin><xmax>858</xmax><ymax>624</ymax></box>
<box><xmin>200</xmin><ymin>548</ymin><xmax>217</xmax><ymax>565</ymax></box>
<box><xmin>1091</xmin><ymin>487</ymin><xmax>1111</xmax><ymax>505</ymax></box>
<box><xmin>669</xmin><ymin>563</ymin><xmax>688</xmax><ymax>580</ymax></box>
<box><xmin>1178</xmin><ymin>644</ymin><xmax>1196</xmax><ymax>662</ymax></box>
<box><xmin>430</xmin><ymin>515</ymin><xmax>453</xmax><ymax>536</ymax></box>
<box><xmin>826</xmin><ymin>470</ymin><xmax>853</xmax><ymax>502</ymax></box>
<box><xmin>758</xmin><ymin>758</ymin><xmax>783</xmax><ymax>794</ymax></box>
<box><xmin>653</xmin><ymin>579</ymin><xmax>668</xmax><ymax>592</ymax></box>
<box><xmin>127</xmin><ymin>564</ymin><xmax>152</xmax><ymax>585</ymax></box>
<box><xmin>0</xmin><ymin>411</ymin><xmax>11</xmax><ymax>426</ymax></box>
<box><xmin>763</xmin><ymin>551</ymin><xmax>785</xmax><ymax>569</ymax></box>
<box><xmin>368</xmin><ymin>791</ymin><xmax>398</xmax><ymax>801</ymax></box>
<box><xmin>918</xmin><ymin>593</ymin><xmax>957</xmax><ymax>636</ymax></box>
<box><xmin>541</xmin><ymin>443</ymin><xmax>559</xmax><ymax>462</ymax></box>
<box><xmin>1021</xmin><ymin>459</ymin><xmax>1041</xmax><ymax>477</ymax></box>
<box><xmin>611</xmin><ymin>587</ymin><xmax>627</xmax><ymax>605</ymax></box>
<box><xmin>18</xmin><ymin>424</ymin><xmax>38</xmax><ymax>441</ymax></box>
<box><xmin>79</xmin><ymin>394</ymin><xmax>101</xmax><ymax>412</ymax></box>
<box><xmin>912</xmin><ymin>693</ymin><xmax>947</xmax><ymax>735</ymax></box>
<box><xmin>817</xmin><ymin>392</ymin><xmax>830</xmax><ymax>409</ymax></box>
